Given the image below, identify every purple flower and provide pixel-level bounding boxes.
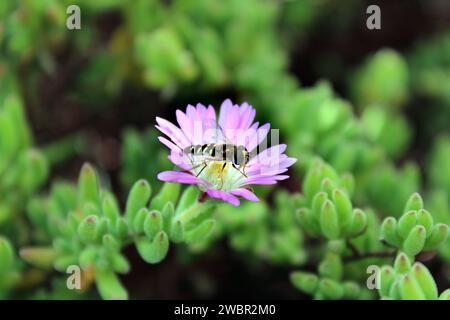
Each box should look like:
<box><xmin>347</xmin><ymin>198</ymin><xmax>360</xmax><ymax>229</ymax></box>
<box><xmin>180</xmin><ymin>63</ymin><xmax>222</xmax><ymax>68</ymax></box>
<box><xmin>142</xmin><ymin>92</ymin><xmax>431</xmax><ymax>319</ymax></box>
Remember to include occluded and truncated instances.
<box><xmin>156</xmin><ymin>99</ymin><xmax>297</xmax><ymax>206</ymax></box>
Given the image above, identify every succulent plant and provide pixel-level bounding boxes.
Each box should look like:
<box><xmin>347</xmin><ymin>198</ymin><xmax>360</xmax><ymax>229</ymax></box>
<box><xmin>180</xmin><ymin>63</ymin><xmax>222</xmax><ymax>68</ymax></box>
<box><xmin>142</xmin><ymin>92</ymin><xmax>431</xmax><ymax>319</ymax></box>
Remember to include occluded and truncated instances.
<box><xmin>378</xmin><ymin>253</ymin><xmax>450</xmax><ymax>300</ymax></box>
<box><xmin>22</xmin><ymin>164</ymin><xmax>216</xmax><ymax>299</ymax></box>
<box><xmin>380</xmin><ymin>193</ymin><xmax>449</xmax><ymax>258</ymax></box>
<box><xmin>0</xmin><ymin>0</ymin><xmax>449</xmax><ymax>302</ymax></box>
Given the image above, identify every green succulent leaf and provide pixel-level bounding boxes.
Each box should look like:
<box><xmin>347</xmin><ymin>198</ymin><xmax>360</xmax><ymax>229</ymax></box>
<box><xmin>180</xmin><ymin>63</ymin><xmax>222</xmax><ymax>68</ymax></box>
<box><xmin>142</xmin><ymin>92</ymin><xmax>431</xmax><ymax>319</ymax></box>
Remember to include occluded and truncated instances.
<box><xmin>381</xmin><ymin>217</ymin><xmax>400</xmax><ymax>246</ymax></box>
<box><xmin>95</xmin><ymin>269</ymin><xmax>128</xmax><ymax>300</ymax></box>
<box><xmin>125</xmin><ymin>180</ymin><xmax>152</xmax><ymax>227</ymax></box>
<box><xmin>403</xmin><ymin>225</ymin><xmax>426</xmax><ymax>257</ymax></box>
<box><xmin>78</xmin><ymin>163</ymin><xmax>101</xmax><ymax>208</ymax></box>
<box><xmin>290</xmin><ymin>272</ymin><xmax>318</xmax><ymax>295</ymax></box>
<box><xmin>397</xmin><ymin>211</ymin><xmax>418</xmax><ymax>239</ymax></box>
<box><xmin>185</xmin><ymin>219</ymin><xmax>216</xmax><ymax>243</ymax></box>
<box><xmin>144</xmin><ymin>210</ymin><xmax>163</xmax><ymax>240</ymax></box>
<box><xmin>411</xmin><ymin>262</ymin><xmax>438</xmax><ymax>300</ymax></box>
<box><xmin>398</xmin><ymin>274</ymin><xmax>426</xmax><ymax>300</ymax></box>
<box><xmin>320</xmin><ymin>200</ymin><xmax>340</xmax><ymax>240</ymax></box>
<box><xmin>379</xmin><ymin>266</ymin><xmax>396</xmax><ymax>298</ymax></box>
<box><xmin>78</xmin><ymin>215</ymin><xmax>99</xmax><ymax>244</ymax></box>
<box><xmin>424</xmin><ymin>224</ymin><xmax>449</xmax><ymax>250</ymax></box>
<box><xmin>404</xmin><ymin>193</ymin><xmax>424</xmax><ymax>214</ymax></box>
<box><xmin>318</xmin><ymin>278</ymin><xmax>344</xmax><ymax>300</ymax></box>
<box><xmin>19</xmin><ymin>247</ymin><xmax>57</xmax><ymax>270</ymax></box>
<box><xmin>135</xmin><ymin>231</ymin><xmax>169</xmax><ymax>264</ymax></box>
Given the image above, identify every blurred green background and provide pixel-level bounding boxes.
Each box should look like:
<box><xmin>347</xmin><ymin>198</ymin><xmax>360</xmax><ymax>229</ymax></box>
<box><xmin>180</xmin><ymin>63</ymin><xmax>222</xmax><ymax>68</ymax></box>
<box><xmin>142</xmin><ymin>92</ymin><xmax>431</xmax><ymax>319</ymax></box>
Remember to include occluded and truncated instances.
<box><xmin>1</xmin><ymin>0</ymin><xmax>450</xmax><ymax>299</ymax></box>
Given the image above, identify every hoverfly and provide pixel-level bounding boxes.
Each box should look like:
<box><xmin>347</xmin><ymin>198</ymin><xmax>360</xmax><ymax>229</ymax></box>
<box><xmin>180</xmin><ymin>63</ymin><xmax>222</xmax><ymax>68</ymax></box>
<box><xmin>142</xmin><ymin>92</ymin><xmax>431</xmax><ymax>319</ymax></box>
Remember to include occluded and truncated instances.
<box><xmin>183</xmin><ymin>143</ymin><xmax>250</xmax><ymax>178</ymax></box>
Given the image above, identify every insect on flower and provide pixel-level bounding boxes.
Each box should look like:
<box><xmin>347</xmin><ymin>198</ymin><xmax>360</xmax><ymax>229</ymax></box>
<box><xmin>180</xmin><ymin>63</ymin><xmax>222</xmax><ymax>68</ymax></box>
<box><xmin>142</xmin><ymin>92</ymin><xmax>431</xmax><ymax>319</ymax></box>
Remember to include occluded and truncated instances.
<box><xmin>156</xmin><ymin>99</ymin><xmax>297</xmax><ymax>206</ymax></box>
<box><xmin>183</xmin><ymin>140</ymin><xmax>250</xmax><ymax>178</ymax></box>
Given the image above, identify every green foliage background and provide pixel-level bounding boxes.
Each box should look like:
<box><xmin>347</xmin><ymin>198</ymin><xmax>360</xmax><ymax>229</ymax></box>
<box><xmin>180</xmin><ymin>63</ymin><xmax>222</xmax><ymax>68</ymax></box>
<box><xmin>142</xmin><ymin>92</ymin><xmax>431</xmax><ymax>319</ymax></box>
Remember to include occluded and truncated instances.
<box><xmin>0</xmin><ymin>0</ymin><xmax>450</xmax><ymax>300</ymax></box>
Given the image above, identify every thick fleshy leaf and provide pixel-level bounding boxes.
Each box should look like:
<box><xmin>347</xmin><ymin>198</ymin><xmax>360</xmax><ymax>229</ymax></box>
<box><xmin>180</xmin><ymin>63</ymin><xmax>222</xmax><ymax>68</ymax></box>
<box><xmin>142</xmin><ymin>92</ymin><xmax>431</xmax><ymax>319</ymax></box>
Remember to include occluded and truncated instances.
<box><xmin>411</xmin><ymin>263</ymin><xmax>438</xmax><ymax>300</ymax></box>
<box><xmin>135</xmin><ymin>231</ymin><xmax>169</xmax><ymax>264</ymax></box>
<box><xmin>403</xmin><ymin>225</ymin><xmax>426</xmax><ymax>257</ymax></box>
<box><xmin>397</xmin><ymin>211</ymin><xmax>418</xmax><ymax>239</ymax></box>
<box><xmin>125</xmin><ymin>180</ymin><xmax>151</xmax><ymax>227</ymax></box>
<box><xmin>320</xmin><ymin>200</ymin><xmax>340</xmax><ymax>240</ymax></box>
<box><xmin>144</xmin><ymin>210</ymin><xmax>163</xmax><ymax>240</ymax></box>
<box><xmin>290</xmin><ymin>272</ymin><xmax>318</xmax><ymax>295</ymax></box>
<box><xmin>318</xmin><ymin>279</ymin><xmax>344</xmax><ymax>300</ymax></box>
<box><xmin>404</xmin><ymin>193</ymin><xmax>423</xmax><ymax>214</ymax></box>
<box><xmin>95</xmin><ymin>269</ymin><xmax>128</xmax><ymax>300</ymax></box>
<box><xmin>78</xmin><ymin>163</ymin><xmax>101</xmax><ymax>207</ymax></box>
<box><xmin>381</xmin><ymin>217</ymin><xmax>400</xmax><ymax>246</ymax></box>
<box><xmin>399</xmin><ymin>274</ymin><xmax>426</xmax><ymax>300</ymax></box>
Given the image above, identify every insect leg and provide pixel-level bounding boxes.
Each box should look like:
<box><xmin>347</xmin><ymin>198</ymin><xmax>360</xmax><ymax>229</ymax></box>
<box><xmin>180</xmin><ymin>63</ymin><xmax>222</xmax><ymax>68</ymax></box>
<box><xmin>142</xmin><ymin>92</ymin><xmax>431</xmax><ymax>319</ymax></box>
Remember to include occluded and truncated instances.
<box><xmin>196</xmin><ymin>162</ymin><xmax>208</xmax><ymax>177</ymax></box>
<box><xmin>231</xmin><ymin>163</ymin><xmax>248</xmax><ymax>178</ymax></box>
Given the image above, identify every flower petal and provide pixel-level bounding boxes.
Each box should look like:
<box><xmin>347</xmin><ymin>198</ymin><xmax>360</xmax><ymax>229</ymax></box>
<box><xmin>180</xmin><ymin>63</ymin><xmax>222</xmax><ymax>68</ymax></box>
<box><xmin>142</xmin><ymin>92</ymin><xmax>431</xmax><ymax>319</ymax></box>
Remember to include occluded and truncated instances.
<box><xmin>218</xmin><ymin>99</ymin><xmax>233</xmax><ymax>130</ymax></box>
<box><xmin>246</xmin><ymin>123</ymin><xmax>270</xmax><ymax>151</ymax></box>
<box><xmin>249</xmin><ymin>144</ymin><xmax>287</xmax><ymax>166</ymax></box>
<box><xmin>186</xmin><ymin>104</ymin><xmax>198</xmax><ymax>120</ymax></box>
<box><xmin>157</xmin><ymin>171</ymin><xmax>202</xmax><ymax>185</ymax></box>
<box><xmin>155</xmin><ymin>117</ymin><xmax>190</xmax><ymax>147</ymax></box>
<box><xmin>207</xmin><ymin>189</ymin><xmax>240</xmax><ymax>206</ymax></box>
<box><xmin>158</xmin><ymin>136</ymin><xmax>182</xmax><ymax>153</ymax></box>
<box><xmin>237</xmin><ymin>102</ymin><xmax>256</xmax><ymax>130</ymax></box>
<box><xmin>168</xmin><ymin>152</ymin><xmax>192</xmax><ymax>171</ymax></box>
<box><xmin>231</xmin><ymin>188</ymin><xmax>259</xmax><ymax>202</ymax></box>
<box><xmin>176</xmin><ymin>110</ymin><xmax>194</xmax><ymax>143</ymax></box>
<box><xmin>241</xmin><ymin>175</ymin><xmax>290</xmax><ymax>186</ymax></box>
